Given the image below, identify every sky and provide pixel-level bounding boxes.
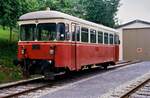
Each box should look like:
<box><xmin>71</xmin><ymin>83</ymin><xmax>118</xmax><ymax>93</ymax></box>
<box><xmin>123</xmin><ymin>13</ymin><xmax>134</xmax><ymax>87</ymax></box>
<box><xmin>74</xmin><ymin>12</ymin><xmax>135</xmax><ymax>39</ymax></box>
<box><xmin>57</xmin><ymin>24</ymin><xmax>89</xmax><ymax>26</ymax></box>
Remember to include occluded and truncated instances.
<box><xmin>117</xmin><ymin>0</ymin><xmax>150</xmax><ymax>24</ymax></box>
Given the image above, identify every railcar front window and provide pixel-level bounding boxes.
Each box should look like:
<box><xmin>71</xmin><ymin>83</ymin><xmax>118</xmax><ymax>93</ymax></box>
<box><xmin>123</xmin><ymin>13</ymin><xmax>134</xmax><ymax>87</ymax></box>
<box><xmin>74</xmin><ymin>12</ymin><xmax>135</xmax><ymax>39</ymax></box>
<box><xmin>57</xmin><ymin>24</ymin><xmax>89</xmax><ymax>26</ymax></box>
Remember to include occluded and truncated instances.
<box><xmin>20</xmin><ymin>24</ymin><xmax>36</xmax><ymax>41</ymax></box>
<box><xmin>37</xmin><ymin>23</ymin><xmax>57</xmax><ymax>41</ymax></box>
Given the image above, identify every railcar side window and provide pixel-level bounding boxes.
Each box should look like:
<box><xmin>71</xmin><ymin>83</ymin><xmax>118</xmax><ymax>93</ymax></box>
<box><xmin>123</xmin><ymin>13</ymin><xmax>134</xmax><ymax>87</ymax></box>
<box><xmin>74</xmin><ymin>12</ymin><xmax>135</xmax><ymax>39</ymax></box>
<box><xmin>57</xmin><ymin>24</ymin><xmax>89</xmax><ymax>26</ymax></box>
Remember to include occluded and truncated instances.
<box><xmin>65</xmin><ymin>24</ymin><xmax>70</xmax><ymax>40</ymax></box>
<box><xmin>57</xmin><ymin>23</ymin><xmax>66</xmax><ymax>41</ymax></box>
<box><xmin>72</xmin><ymin>24</ymin><xmax>76</xmax><ymax>41</ymax></box>
<box><xmin>76</xmin><ymin>26</ymin><xmax>80</xmax><ymax>41</ymax></box>
<box><xmin>72</xmin><ymin>25</ymin><xmax>80</xmax><ymax>41</ymax></box>
<box><xmin>20</xmin><ymin>24</ymin><xmax>36</xmax><ymax>41</ymax></box>
<box><xmin>65</xmin><ymin>24</ymin><xmax>69</xmax><ymax>33</ymax></box>
<box><xmin>104</xmin><ymin>33</ymin><xmax>108</xmax><ymax>44</ymax></box>
<box><xmin>37</xmin><ymin>23</ymin><xmax>57</xmax><ymax>41</ymax></box>
<box><xmin>81</xmin><ymin>27</ymin><xmax>89</xmax><ymax>42</ymax></box>
<box><xmin>98</xmin><ymin>31</ymin><xmax>103</xmax><ymax>43</ymax></box>
<box><xmin>90</xmin><ymin>29</ymin><xmax>96</xmax><ymax>43</ymax></box>
<box><xmin>109</xmin><ymin>34</ymin><xmax>114</xmax><ymax>44</ymax></box>
<box><xmin>115</xmin><ymin>35</ymin><xmax>120</xmax><ymax>44</ymax></box>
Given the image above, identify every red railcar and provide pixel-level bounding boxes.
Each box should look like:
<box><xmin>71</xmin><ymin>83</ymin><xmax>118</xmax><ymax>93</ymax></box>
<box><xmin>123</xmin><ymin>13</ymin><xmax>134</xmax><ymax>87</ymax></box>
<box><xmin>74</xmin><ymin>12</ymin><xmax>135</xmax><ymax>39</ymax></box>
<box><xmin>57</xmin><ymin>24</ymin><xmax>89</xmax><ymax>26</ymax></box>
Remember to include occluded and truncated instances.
<box><xmin>15</xmin><ymin>9</ymin><xmax>119</xmax><ymax>78</ymax></box>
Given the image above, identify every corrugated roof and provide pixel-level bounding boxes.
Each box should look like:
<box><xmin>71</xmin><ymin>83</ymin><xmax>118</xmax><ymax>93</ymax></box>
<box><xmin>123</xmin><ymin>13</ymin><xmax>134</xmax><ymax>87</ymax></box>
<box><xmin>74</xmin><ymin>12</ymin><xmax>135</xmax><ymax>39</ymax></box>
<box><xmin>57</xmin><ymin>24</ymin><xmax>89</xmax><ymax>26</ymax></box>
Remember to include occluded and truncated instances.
<box><xmin>116</xmin><ymin>19</ymin><xmax>150</xmax><ymax>29</ymax></box>
<box><xmin>19</xmin><ymin>10</ymin><xmax>117</xmax><ymax>32</ymax></box>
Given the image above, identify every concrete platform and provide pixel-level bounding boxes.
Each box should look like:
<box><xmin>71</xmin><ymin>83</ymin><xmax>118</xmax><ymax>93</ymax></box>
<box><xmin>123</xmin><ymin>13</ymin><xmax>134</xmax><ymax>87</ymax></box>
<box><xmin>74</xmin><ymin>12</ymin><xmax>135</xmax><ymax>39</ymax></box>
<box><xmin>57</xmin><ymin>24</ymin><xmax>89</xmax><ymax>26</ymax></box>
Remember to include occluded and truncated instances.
<box><xmin>40</xmin><ymin>62</ymin><xmax>150</xmax><ymax>98</ymax></box>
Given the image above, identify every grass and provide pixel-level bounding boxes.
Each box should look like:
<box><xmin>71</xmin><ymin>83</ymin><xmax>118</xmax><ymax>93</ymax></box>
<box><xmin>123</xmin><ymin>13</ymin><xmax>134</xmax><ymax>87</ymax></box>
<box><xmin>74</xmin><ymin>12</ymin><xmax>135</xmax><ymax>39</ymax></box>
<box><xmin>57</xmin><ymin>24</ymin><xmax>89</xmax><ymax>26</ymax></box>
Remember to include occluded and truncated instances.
<box><xmin>0</xmin><ymin>26</ymin><xmax>18</xmax><ymax>41</ymax></box>
<box><xmin>0</xmin><ymin>26</ymin><xmax>23</xmax><ymax>83</ymax></box>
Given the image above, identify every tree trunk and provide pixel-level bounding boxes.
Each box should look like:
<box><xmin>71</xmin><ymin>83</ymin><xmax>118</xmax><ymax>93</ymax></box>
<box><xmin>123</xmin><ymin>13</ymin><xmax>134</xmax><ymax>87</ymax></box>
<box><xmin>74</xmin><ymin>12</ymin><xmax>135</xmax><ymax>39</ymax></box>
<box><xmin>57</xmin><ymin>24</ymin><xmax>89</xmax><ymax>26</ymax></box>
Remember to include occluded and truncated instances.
<box><xmin>9</xmin><ymin>27</ymin><xmax>12</xmax><ymax>42</ymax></box>
<box><xmin>2</xmin><ymin>26</ymin><xmax>5</xmax><ymax>30</ymax></box>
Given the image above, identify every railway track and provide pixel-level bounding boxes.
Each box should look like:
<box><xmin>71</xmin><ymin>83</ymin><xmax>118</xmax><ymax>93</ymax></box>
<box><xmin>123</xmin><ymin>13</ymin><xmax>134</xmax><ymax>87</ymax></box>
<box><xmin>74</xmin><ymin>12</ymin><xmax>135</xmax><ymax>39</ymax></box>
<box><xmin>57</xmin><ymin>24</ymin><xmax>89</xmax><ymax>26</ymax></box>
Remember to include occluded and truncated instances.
<box><xmin>0</xmin><ymin>76</ymin><xmax>51</xmax><ymax>98</ymax></box>
<box><xmin>0</xmin><ymin>82</ymin><xmax>51</xmax><ymax>98</ymax></box>
<box><xmin>0</xmin><ymin>60</ymin><xmax>140</xmax><ymax>98</ymax></box>
<box><xmin>129</xmin><ymin>80</ymin><xmax>150</xmax><ymax>98</ymax></box>
<box><xmin>100</xmin><ymin>71</ymin><xmax>150</xmax><ymax>98</ymax></box>
<box><xmin>0</xmin><ymin>76</ymin><xmax>44</xmax><ymax>89</ymax></box>
<box><xmin>119</xmin><ymin>78</ymin><xmax>150</xmax><ymax>98</ymax></box>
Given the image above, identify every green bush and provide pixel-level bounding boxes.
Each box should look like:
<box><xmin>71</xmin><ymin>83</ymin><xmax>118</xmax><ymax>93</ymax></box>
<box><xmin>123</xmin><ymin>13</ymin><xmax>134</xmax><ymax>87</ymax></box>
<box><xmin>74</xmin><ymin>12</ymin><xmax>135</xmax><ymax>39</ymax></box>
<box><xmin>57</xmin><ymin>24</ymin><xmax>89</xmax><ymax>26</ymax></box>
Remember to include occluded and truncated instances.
<box><xmin>0</xmin><ymin>40</ymin><xmax>17</xmax><ymax>68</ymax></box>
<box><xmin>0</xmin><ymin>72</ymin><xmax>7</xmax><ymax>83</ymax></box>
<box><xmin>10</xmin><ymin>71</ymin><xmax>22</xmax><ymax>80</ymax></box>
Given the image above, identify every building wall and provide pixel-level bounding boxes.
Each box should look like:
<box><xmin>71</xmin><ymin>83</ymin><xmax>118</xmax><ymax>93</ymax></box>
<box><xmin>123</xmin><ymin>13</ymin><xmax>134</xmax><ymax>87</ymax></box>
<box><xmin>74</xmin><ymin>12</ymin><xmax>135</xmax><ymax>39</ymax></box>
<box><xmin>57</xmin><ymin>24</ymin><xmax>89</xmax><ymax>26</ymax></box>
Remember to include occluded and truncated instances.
<box><xmin>123</xmin><ymin>28</ymin><xmax>150</xmax><ymax>60</ymax></box>
<box><xmin>116</xmin><ymin>22</ymin><xmax>150</xmax><ymax>60</ymax></box>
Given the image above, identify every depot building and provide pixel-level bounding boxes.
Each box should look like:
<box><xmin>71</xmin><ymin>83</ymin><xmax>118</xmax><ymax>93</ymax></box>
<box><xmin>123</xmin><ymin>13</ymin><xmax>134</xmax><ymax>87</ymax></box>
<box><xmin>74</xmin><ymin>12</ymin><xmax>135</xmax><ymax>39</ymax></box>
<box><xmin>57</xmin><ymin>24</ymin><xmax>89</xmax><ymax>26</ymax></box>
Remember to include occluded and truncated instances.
<box><xmin>116</xmin><ymin>20</ymin><xmax>150</xmax><ymax>61</ymax></box>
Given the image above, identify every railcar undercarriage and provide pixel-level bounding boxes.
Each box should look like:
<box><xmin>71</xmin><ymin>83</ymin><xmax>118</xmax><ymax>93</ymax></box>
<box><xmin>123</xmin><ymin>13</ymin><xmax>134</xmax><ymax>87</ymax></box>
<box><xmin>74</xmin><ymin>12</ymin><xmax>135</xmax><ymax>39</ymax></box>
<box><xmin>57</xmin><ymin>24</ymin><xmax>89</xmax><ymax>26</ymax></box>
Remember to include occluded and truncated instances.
<box><xmin>14</xmin><ymin>59</ymin><xmax>66</xmax><ymax>79</ymax></box>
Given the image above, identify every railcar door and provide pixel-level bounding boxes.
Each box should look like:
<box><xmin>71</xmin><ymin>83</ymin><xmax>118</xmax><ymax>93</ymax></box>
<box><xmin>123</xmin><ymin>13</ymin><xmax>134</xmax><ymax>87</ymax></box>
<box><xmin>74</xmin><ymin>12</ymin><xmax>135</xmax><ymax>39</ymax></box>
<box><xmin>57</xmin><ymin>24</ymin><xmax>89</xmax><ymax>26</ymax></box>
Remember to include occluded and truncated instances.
<box><xmin>71</xmin><ymin>23</ymin><xmax>78</xmax><ymax>71</ymax></box>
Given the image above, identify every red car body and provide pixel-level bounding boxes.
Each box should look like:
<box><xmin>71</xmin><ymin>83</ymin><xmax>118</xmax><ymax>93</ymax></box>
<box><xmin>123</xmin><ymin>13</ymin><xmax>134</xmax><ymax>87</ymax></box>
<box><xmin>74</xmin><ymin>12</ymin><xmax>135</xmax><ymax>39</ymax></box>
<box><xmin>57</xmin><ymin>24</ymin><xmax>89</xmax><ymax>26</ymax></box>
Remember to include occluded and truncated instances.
<box><xmin>18</xmin><ymin>41</ymin><xmax>119</xmax><ymax>71</ymax></box>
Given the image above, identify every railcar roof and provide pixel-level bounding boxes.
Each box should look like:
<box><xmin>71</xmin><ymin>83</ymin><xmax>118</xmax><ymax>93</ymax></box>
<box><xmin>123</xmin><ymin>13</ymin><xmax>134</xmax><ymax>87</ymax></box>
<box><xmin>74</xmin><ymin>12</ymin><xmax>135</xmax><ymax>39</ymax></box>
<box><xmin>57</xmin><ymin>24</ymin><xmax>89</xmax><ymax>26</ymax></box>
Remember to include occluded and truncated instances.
<box><xmin>19</xmin><ymin>10</ymin><xmax>117</xmax><ymax>32</ymax></box>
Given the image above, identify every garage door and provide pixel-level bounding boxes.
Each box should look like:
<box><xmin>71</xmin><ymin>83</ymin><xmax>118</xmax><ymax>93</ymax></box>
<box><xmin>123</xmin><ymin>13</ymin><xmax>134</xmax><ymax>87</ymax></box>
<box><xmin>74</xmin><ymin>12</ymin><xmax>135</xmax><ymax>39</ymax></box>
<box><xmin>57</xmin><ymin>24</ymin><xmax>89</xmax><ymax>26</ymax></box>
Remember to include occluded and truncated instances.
<box><xmin>123</xmin><ymin>28</ymin><xmax>150</xmax><ymax>61</ymax></box>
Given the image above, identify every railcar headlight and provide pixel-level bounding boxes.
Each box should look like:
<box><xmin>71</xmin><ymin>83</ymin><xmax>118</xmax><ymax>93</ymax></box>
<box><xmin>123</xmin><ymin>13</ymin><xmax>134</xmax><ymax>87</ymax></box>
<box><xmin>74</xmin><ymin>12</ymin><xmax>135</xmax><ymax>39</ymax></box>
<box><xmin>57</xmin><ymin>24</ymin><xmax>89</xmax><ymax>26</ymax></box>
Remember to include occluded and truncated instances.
<box><xmin>21</xmin><ymin>49</ymin><xmax>25</xmax><ymax>55</ymax></box>
<box><xmin>49</xmin><ymin>49</ymin><xmax>54</xmax><ymax>55</ymax></box>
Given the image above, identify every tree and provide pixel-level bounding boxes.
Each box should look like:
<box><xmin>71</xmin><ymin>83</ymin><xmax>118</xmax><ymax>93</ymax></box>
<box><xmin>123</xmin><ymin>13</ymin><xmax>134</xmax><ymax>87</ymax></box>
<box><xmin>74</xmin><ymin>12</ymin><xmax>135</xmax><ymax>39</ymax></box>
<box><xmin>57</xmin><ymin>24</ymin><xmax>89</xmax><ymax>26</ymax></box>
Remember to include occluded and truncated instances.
<box><xmin>0</xmin><ymin>0</ymin><xmax>120</xmax><ymax>41</ymax></box>
<box><xmin>19</xmin><ymin>0</ymin><xmax>39</xmax><ymax>14</ymax></box>
<box><xmin>78</xmin><ymin>0</ymin><xmax>120</xmax><ymax>27</ymax></box>
<box><xmin>0</xmin><ymin>0</ymin><xmax>21</xmax><ymax>41</ymax></box>
<box><xmin>37</xmin><ymin>0</ymin><xmax>75</xmax><ymax>13</ymax></box>
<box><xmin>0</xmin><ymin>0</ymin><xmax>40</xmax><ymax>41</ymax></box>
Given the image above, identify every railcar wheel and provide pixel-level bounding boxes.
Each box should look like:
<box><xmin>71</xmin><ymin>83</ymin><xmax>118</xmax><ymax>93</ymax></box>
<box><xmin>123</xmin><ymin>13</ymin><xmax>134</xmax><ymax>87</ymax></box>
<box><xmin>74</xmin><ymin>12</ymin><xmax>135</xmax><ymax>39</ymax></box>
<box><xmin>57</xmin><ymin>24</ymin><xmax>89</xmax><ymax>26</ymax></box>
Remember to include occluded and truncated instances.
<box><xmin>22</xmin><ymin>67</ymin><xmax>30</xmax><ymax>78</ymax></box>
<box><xmin>22</xmin><ymin>59</ymin><xmax>30</xmax><ymax>78</ymax></box>
<box><xmin>103</xmin><ymin>65</ymin><xmax>108</xmax><ymax>70</ymax></box>
<box><xmin>41</xmin><ymin>61</ymin><xmax>55</xmax><ymax>80</ymax></box>
<box><xmin>64</xmin><ymin>68</ymin><xmax>71</xmax><ymax>78</ymax></box>
<box><xmin>88</xmin><ymin>65</ymin><xmax>92</xmax><ymax>69</ymax></box>
<box><xmin>102</xmin><ymin>63</ymin><xmax>108</xmax><ymax>70</ymax></box>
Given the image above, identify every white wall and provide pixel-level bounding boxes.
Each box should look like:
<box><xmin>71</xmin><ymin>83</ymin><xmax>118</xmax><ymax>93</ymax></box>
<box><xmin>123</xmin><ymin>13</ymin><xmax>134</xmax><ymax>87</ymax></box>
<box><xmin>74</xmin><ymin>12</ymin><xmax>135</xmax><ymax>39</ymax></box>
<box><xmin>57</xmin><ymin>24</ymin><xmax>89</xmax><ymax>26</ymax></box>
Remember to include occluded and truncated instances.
<box><xmin>117</xmin><ymin>28</ymin><xmax>123</xmax><ymax>60</ymax></box>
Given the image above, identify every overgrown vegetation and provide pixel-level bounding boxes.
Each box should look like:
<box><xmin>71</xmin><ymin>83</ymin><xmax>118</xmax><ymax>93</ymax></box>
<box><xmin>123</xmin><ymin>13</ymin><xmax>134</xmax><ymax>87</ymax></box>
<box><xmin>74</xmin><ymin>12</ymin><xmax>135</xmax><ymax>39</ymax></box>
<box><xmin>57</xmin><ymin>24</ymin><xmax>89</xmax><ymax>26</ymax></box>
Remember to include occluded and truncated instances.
<box><xmin>0</xmin><ymin>27</ymin><xmax>22</xmax><ymax>83</ymax></box>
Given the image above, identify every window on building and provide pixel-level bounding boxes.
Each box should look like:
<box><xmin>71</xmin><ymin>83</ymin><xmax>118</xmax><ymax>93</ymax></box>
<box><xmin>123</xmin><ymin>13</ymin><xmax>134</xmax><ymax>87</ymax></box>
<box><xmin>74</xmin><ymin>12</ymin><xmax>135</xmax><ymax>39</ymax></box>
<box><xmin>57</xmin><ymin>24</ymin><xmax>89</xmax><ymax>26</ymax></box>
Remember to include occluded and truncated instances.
<box><xmin>90</xmin><ymin>29</ymin><xmax>96</xmax><ymax>43</ymax></box>
<box><xmin>109</xmin><ymin>34</ymin><xmax>114</xmax><ymax>44</ymax></box>
<box><xmin>104</xmin><ymin>33</ymin><xmax>108</xmax><ymax>44</ymax></box>
<box><xmin>98</xmin><ymin>31</ymin><xmax>103</xmax><ymax>43</ymax></box>
<box><xmin>81</xmin><ymin>27</ymin><xmax>89</xmax><ymax>42</ymax></box>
